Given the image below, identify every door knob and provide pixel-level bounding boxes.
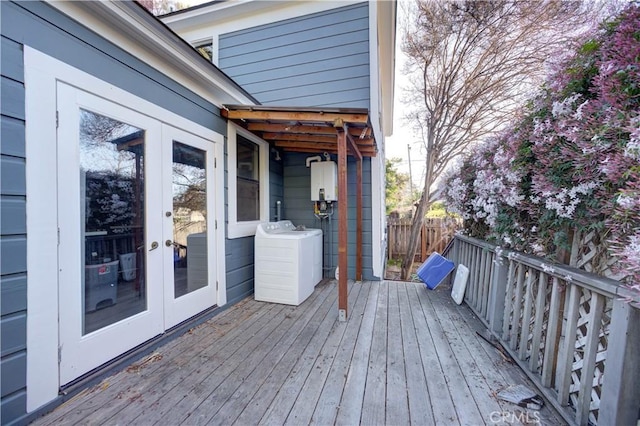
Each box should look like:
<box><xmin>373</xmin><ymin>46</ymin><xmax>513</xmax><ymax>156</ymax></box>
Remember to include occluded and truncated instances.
<box><xmin>150</xmin><ymin>241</ymin><xmax>159</xmax><ymax>251</ymax></box>
<box><xmin>165</xmin><ymin>240</ymin><xmax>173</xmax><ymax>247</ymax></box>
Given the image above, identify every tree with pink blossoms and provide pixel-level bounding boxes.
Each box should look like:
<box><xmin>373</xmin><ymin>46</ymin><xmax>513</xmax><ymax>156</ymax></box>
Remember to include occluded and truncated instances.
<box><xmin>443</xmin><ymin>4</ymin><xmax>640</xmax><ymax>295</ymax></box>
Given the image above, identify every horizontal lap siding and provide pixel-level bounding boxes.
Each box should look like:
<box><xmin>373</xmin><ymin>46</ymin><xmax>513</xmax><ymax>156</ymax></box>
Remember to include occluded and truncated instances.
<box><xmin>282</xmin><ymin>153</ymin><xmax>374</xmax><ymax>280</ymax></box>
<box><xmin>218</xmin><ymin>2</ymin><xmax>370</xmax><ymax>108</ymax></box>
<box><xmin>0</xmin><ymin>2</ymin><xmax>225</xmax><ymax>424</ymax></box>
<box><xmin>1</xmin><ymin>29</ymin><xmax>28</xmax><ymax>425</ymax></box>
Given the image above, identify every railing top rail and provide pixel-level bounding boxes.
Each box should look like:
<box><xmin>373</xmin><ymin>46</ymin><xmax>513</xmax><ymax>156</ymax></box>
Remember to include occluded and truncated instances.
<box><xmin>454</xmin><ymin>234</ymin><xmax>639</xmax><ymax>303</ymax></box>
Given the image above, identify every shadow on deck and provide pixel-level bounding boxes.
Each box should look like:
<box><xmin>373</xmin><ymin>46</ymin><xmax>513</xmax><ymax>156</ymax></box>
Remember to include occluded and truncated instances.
<box><xmin>32</xmin><ymin>280</ymin><xmax>565</xmax><ymax>425</ymax></box>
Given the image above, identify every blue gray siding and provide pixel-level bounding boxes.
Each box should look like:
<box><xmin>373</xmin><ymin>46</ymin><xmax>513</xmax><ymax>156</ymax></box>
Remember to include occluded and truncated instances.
<box><xmin>0</xmin><ymin>2</ymin><xmax>227</xmax><ymax>424</ymax></box>
<box><xmin>282</xmin><ymin>153</ymin><xmax>374</xmax><ymax>280</ymax></box>
<box><xmin>219</xmin><ymin>2</ymin><xmax>370</xmax><ymax>108</ymax></box>
<box><xmin>1</xmin><ymin>30</ymin><xmax>28</xmax><ymax>425</ymax></box>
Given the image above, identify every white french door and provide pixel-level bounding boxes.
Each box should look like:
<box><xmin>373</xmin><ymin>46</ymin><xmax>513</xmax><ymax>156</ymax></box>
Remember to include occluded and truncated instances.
<box><xmin>57</xmin><ymin>83</ymin><xmax>217</xmax><ymax>384</ymax></box>
<box><xmin>162</xmin><ymin>125</ymin><xmax>217</xmax><ymax>329</ymax></box>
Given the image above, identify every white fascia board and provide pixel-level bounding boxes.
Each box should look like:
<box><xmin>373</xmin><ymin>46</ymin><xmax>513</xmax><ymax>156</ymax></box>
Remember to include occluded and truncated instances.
<box><xmin>378</xmin><ymin>1</ymin><xmax>397</xmax><ymax>138</ymax></box>
<box><xmin>47</xmin><ymin>1</ymin><xmax>256</xmax><ymax>107</ymax></box>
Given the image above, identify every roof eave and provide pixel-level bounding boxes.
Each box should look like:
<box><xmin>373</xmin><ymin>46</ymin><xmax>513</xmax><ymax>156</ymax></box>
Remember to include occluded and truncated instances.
<box><xmin>47</xmin><ymin>0</ymin><xmax>258</xmax><ymax>107</ymax></box>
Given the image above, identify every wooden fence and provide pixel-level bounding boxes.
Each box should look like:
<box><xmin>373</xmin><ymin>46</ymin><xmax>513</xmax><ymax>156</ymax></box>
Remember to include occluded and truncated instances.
<box><xmin>387</xmin><ymin>217</ymin><xmax>458</xmax><ymax>261</ymax></box>
<box><xmin>446</xmin><ymin>235</ymin><xmax>640</xmax><ymax>426</ymax></box>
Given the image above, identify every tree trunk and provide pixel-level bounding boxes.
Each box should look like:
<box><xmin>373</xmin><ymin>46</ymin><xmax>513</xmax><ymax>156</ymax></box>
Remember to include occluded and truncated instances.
<box><xmin>401</xmin><ymin>152</ymin><xmax>435</xmax><ymax>280</ymax></box>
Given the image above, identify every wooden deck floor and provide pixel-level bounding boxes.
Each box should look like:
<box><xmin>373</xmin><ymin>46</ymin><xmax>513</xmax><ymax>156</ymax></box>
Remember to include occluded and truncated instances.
<box><xmin>32</xmin><ymin>280</ymin><xmax>564</xmax><ymax>425</ymax></box>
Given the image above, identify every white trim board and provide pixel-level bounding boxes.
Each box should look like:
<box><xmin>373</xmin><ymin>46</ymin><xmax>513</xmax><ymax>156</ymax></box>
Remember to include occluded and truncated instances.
<box><xmin>24</xmin><ymin>46</ymin><xmax>227</xmax><ymax>412</ymax></box>
<box><xmin>226</xmin><ymin>123</ymin><xmax>270</xmax><ymax>239</ymax></box>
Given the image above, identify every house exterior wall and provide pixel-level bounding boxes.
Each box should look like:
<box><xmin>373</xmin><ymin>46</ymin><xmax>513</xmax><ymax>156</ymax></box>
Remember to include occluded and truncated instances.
<box><xmin>281</xmin><ymin>153</ymin><xmax>375</xmax><ymax>280</ymax></box>
<box><xmin>214</xmin><ymin>2</ymin><xmax>379</xmax><ymax>281</ymax></box>
<box><xmin>218</xmin><ymin>2</ymin><xmax>370</xmax><ymax>108</ymax></box>
<box><xmin>0</xmin><ymin>2</ymin><xmax>243</xmax><ymax>424</ymax></box>
<box><xmin>1</xmin><ymin>32</ymin><xmax>28</xmax><ymax>426</ymax></box>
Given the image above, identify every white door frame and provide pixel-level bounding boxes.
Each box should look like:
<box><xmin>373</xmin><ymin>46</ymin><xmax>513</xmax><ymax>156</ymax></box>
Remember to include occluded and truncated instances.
<box><xmin>25</xmin><ymin>46</ymin><xmax>227</xmax><ymax>412</ymax></box>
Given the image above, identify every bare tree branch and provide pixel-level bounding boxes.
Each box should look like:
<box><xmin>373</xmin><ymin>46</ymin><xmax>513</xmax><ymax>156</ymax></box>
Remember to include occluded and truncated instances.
<box><xmin>399</xmin><ymin>0</ymin><xmax>613</xmax><ymax>279</ymax></box>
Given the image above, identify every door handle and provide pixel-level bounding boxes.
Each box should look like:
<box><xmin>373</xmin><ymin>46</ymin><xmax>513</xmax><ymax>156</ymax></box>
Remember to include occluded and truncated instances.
<box><xmin>165</xmin><ymin>240</ymin><xmax>173</xmax><ymax>247</ymax></box>
<box><xmin>150</xmin><ymin>241</ymin><xmax>159</xmax><ymax>251</ymax></box>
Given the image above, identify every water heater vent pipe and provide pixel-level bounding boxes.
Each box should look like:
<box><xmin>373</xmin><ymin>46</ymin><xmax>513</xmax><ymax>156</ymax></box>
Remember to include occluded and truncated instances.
<box><xmin>306</xmin><ymin>155</ymin><xmax>322</xmax><ymax>167</ymax></box>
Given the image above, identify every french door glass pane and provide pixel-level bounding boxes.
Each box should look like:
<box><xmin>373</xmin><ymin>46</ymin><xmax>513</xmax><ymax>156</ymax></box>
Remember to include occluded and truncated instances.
<box><xmin>80</xmin><ymin>109</ymin><xmax>147</xmax><ymax>335</ymax></box>
<box><xmin>172</xmin><ymin>141</ymin><xmax>208</xmax><ymax>298</ymax></box>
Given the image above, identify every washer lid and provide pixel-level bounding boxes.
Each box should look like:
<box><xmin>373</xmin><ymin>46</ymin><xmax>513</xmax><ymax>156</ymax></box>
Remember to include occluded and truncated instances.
<box><xmin>277</xmin><ymin>228</ymin><xmax>323</xmax><ymax>239</ymax></box>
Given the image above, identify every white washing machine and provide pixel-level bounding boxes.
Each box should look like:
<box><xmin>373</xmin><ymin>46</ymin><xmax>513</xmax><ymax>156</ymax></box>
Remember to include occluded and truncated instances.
<box><xmin>255</xmin><ymin>220</ymin><xmax>322</xmax><ymax>305</ymax></box>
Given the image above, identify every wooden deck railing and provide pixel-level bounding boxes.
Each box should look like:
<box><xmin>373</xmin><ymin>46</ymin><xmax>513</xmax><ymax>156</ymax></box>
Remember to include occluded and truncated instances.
<box><xmin>449</xmin><ymin>235</ymin><xmax>640</xmax><ymax>426</ymax></box>
<box><xmin>387</xmin><ymin>218</ymin><xmax>458</xmax><ymax>261</ymax></box>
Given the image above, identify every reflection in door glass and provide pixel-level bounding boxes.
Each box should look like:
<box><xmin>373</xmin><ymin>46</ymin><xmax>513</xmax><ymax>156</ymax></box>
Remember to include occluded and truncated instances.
<box><xmin>80</xmin><ymin>109</ymin><xmax>147</xmax><ymax>334</ymax></box>
<box><xmin>172</xmin><ymin>142</ymin><xmax>208</xmax><ymax>298</ymax></box>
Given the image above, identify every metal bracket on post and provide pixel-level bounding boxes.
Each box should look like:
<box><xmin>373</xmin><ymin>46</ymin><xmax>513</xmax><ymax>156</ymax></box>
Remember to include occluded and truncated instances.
<box><xmin>338</xmin><ymin>309</ymin><xmax>347</xmax><ymax>322</ymax></box>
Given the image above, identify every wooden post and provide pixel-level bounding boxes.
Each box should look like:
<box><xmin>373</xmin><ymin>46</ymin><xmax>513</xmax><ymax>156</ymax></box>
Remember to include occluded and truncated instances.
<box><xmin>337</xmin><ymin>128</ymin><xmax>348</xmax><ymax>321</ymax></box>
<box><xmin>356</xmin><ymin>157</ymin><xmax>362</xmax><ymax>281</ymax></box>
<box><xmin>598</xmin><ymin>299</ymin><xmax>640</xmax><ymax>426</ymax></box>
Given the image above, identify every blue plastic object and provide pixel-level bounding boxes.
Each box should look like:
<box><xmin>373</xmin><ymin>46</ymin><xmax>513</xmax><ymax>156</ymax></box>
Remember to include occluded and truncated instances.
<box><xmin>417</xmin><ymin>252</ymin><xmax>455</xmax><ymax>289</ymax></box>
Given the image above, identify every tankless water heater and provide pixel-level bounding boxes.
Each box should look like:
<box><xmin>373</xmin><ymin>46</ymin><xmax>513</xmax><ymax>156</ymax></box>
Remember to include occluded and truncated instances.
<box><xmin>310</xmin><ymin>161</ymin><xmax>337</xmax><ymax>201</ymax></box>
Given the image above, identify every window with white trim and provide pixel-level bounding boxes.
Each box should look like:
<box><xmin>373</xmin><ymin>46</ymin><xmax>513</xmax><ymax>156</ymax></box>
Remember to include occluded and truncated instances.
<box><xmin>227</xmin><ymin>124</ymin><xmax>269</xmax><ymax>238</ymax></box>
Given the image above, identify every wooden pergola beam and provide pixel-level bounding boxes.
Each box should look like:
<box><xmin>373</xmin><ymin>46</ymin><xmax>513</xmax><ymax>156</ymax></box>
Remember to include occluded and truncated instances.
<box><xmin>346</xmin><ymin>131</ymin><xmax>363</xmax><ymax>161</ymax></box>
<box><xmin>247</xmin><ymin>122</ymin><xmax>371</xmax><ymax>138</ymax></box>
<box><xmin>222</xmin><ymin>109</ymin><xmax>369</xmax><ymax>124</ymax></box>
<box><xmin>274</xmin><ymin>141</ymin><xmax>376</xmax><ymax>156</ymax></box>
<box><xmin>264</xmin><ymin>132</ymin><xmax>374</xmax><ymax>146</ymax></box>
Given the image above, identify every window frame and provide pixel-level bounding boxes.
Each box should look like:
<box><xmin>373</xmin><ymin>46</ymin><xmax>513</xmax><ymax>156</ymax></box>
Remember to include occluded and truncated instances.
<box><xmin>227</xmin><ymin>123</ymin><xmax>269</xmax><ymax>239</ymax></box>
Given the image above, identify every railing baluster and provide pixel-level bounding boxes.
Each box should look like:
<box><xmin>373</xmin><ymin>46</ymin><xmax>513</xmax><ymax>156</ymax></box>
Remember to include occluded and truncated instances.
<box><xmin>481</xmin><ymin>251</ymin><xmax>493</xmax><ymax>320</ymax></box>
<box><xmin>510</xmin><ymin>264</ymin><xmax>526</xmax><ymax>350</ymax></box>
<box><xmin>519</xmin><ymin>267</ymin><xmax>535</xmax><ymax>360</ymax></box>
<box><xmin>542</xmin><ymin>277</ymin><xmax>562</xmax><ymax>387</ymax></box>
<box><xmin>477</xmin><ymin>248</ymin><xmax>487</xmax><ymax>313</ymax></box>
<box><xmin>475</xmin><ymin>246</ymin><xmax>483</xmax><ymax>311</ymax></box>
<box><xmin>529</xmin><ymin>272</ymin><xmax>548</xmax><ymax>373</ymax></box>
<box><xmin>469</xmin><ymin>245</ymin><xmax>478</xmax><ymax>306</ymax></box>
<box><xmin>502</xmin><ymin>259</ymin><xmax>515</xmax><ymax>341</ymax></box>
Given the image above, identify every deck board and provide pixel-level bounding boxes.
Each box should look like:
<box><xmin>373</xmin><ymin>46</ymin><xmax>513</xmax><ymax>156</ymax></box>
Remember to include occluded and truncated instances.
<box><xmin>360</xmin><ymin>280</ymin><xmax>389</xmax><ymax>426</ymax></box>
<box><xmin>406</xmin><ymin>282</ymin><xmax>459</xmax><ymax>425</ymax></box>
<box><xmin>397</xmin><ymin>283</ymin><xmax>434</xmax><ymax>426</ymax></box>
<box><xmin>32</xmin><ymin>280</ymin><xmax>566</xmax><ymax>426</ymax></box>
